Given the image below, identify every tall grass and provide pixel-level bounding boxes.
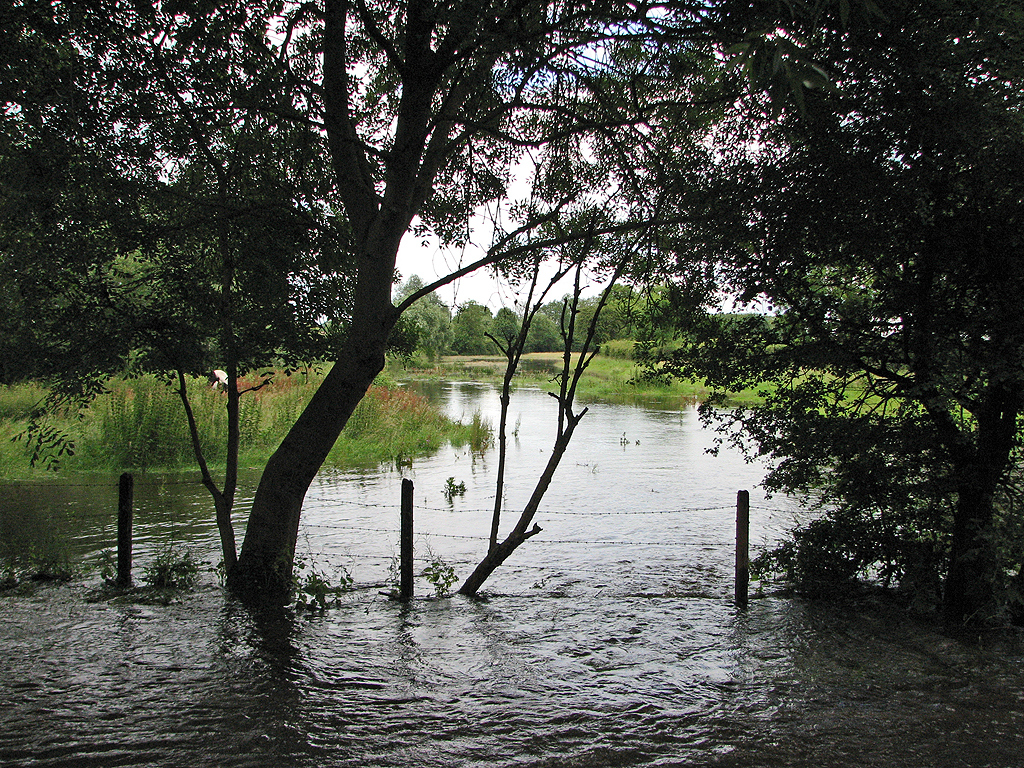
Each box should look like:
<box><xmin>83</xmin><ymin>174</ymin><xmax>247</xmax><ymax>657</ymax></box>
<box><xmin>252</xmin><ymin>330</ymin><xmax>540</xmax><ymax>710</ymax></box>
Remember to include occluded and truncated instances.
<box><xmin>327</xmin><ymin>385</ymin><xmax>490</xmax><ymax>466</ymax></box>
<box><xmin>0</xmin><ymin>372</ymin><xmax>486</xmax><ymax>477</ymax></box>
<box><xmin>0</xmin><ymin>382</ymin><xmax>47</xmax><ymax>420</ymax></box>
<box><xmin>90</xmin><ymin>377</ymin><xmax>223</xmax><ymax>469</ymax></box>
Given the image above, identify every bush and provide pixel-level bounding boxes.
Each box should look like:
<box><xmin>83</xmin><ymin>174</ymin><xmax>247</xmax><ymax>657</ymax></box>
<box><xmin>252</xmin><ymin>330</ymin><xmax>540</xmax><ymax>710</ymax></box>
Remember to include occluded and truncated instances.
<box><xmin>751</xmin><ymin>510</ymin><xmax>947</xmax><ymax>603</ymax></box>
<box><xmin>142</xmin><ymin>544</ymin><xmax>201</xmax><ymax>589</ymax></box>
<box><xmin>422</xmin><ymin>554</ymin><xmax>458</xmax><ymax>597</ymax></box>
<box><xmin>292</xmin><ymin>556</ymin><xmax>354</xmax><ymax>610</ymax></box>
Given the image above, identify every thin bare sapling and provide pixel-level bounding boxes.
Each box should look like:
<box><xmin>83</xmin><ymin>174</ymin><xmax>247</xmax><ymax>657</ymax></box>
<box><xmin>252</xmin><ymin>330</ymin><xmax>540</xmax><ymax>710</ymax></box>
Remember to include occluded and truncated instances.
<box><xmin>458</xmin><ymin>253</ymin><xmax>630</xmax><ymax>596</ymax></box>
<box><xmin>483</xmin><ymin>256</ymin><xmax>576</xmax><ymax>552</ymax></box>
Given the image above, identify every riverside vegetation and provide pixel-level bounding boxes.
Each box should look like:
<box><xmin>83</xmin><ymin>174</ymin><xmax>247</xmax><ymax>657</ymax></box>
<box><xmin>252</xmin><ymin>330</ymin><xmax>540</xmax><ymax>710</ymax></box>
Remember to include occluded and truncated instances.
<box><xmin>0</xmin><ymin>369</ymin><xmax>487</xmax><ymax>600</ymax></box>
<box><xmin>389</xmin><ymin>342</ymin><xmax>764</xmax><ymax>406</ymax></box>
<box><xmin>0</xmin><ymin>347</ymin><xmax>717</xmax><ymax>598</ymax></box>
<box><xmin>0</xmin><ymin>345</ymin><xmax>752</xmax><ymax>482</ymax></box>
<box><xmin>0</xmin><ymin>370</ymin><xmax>491</xmax><ymax>480</ymax></box>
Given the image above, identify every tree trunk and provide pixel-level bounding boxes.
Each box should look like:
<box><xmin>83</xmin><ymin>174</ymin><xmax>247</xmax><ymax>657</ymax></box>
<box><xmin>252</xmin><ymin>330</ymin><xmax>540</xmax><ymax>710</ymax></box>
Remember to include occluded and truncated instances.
<box><xmin>229</xmin><ymin>278</ymin><xmax>396</xmax><ymax>603</ymax></box>
<box><xmin>942</xmin><ymin>386</ymin><xmax>1020</xmax><ymax>625</ymax></box>
<box><xmin>943</xmin><ymin>486</ymin><xmax>997</xmax><ymax>625</ymax></box>
<box><xmin>175</xmin><ymin>368</ymin><xmax>237</xmax><ymax>572</ymax></box>
<box><xmin>489</xmin><ymin>382</ymin><xmax>511</xmax><ymax>552</ymax></box>
<box><xmin>460</xmin><ymin>406</ymin><xmax>586</xmax><ymax>596</ymax></box>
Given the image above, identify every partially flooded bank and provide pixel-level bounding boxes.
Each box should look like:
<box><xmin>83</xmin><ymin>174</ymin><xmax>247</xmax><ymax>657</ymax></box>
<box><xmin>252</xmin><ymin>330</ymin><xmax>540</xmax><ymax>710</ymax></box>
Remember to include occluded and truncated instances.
<box><xmin>2</xmin><ymin>382</ymin><xmax>1022</xmax><ymax>767</ymax></box>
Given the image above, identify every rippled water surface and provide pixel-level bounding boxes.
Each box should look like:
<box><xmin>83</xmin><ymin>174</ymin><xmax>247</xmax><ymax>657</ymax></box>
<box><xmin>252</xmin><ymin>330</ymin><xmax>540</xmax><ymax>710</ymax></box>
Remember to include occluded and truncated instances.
<box><xmin>2</xmin><ymin>382</ymin><xmax>1024</xmax><ymax>767</ymax></box>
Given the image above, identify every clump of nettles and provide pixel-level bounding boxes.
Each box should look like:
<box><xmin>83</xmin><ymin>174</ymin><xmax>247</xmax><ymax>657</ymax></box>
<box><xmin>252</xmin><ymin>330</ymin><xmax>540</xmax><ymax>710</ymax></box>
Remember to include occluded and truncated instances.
<box><xmin>386</xmin><ymin>550</ymin><xmax>458</xmax><ymax>599</ymax></box>
<box><xmin>443</xmin><ymin>476</ymin><xmax>466</xmax><ymax>504</ymax></box>
<box><xmin>423</xmin><ymin>555</ymin><xmax>458</xmax><ymax>597</ymax></box>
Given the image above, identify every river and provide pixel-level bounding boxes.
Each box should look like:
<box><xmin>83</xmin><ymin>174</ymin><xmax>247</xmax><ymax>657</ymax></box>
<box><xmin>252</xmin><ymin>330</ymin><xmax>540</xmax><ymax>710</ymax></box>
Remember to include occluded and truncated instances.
<box><xmin>1</xmin><ymin>382</ymin><xmax>1023</xmax><ymax>767</ymax></box>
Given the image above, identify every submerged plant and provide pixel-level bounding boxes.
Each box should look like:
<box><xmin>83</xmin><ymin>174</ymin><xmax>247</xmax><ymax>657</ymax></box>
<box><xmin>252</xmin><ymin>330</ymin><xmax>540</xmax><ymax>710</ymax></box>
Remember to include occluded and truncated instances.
<box><xmin>468</xmin><ymin>412</ymin><xmax>493</xmax><ymax>452</ymax></box>
<box><xmin>0</xmin><ymin>541</ymin><xmax>77</xmax><ymax>586</ymax></box>
<box><xmin>142</xmin><ymin>544</ymin><xmax>201</xmax><ymax>589</ymax></box>
<box><xmin>443</xmin><ymin>476</ymin><xmax>466</xmax><ymax>504</ymax></box>
<box><xmin>94</xmin><ymin>548</ymin><xmax>117</xmax><ymax>583</ymax></box>
<box><xmin>293</xmin><ymin>557</ymin><xmax>354</xmax><ymax>611</ymax></box>
<box><xmin>422</xmin><ymin>554</ymin><xmax>458</xmax><ymax>598</ymax></box>
<box><xmin>1</xmin><ymin>558</ymin><xmax>18</xmax><ymax>590</ymax></box>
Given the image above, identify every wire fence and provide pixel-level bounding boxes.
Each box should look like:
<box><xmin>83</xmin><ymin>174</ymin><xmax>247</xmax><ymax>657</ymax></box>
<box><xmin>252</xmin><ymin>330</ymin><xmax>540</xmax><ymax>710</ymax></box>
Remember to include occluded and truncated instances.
<box><xmin>2</xmin><ymin>474</ymin><xmax>802</xmax><ymax>589</ymax></box>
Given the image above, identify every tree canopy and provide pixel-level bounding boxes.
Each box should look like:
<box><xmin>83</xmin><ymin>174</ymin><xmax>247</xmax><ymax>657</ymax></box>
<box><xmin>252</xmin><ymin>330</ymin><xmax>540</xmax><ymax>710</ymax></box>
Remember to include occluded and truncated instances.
<box><xmin>663</xmin><ymin>0</ymin><xmax>1024</xmax><ymax>623</ymax></box>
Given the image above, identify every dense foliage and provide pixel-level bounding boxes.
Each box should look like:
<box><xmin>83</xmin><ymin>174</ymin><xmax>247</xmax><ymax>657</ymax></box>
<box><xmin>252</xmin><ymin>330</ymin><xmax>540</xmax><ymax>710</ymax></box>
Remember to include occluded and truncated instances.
<box><xmin>663</xmin><ymin>0</ymin><xmax>1024</xmax><ymax>624</ymax></box>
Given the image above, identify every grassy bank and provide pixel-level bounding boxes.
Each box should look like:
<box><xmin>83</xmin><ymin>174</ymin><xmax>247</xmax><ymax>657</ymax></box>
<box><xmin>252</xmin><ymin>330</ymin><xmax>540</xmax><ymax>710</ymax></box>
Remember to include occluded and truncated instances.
<box><xmin>0</xmin><ymin>371</ymin><xmax>489</xmax><ymax>480</ymax></box>
<box><xmin>389</xmin><ymin>350</ymin><xmax>765</xmax><ymax>405</ymax></box>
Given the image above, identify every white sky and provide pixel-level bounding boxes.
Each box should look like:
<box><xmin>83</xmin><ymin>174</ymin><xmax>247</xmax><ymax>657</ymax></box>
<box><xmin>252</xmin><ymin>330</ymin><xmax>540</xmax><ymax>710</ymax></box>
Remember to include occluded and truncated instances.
<box><xmin>394</xmin><ymin>155</ymin><xmax>611</xmax><ymax>313</ymax></box>
<box><xmin>395</xmin><ymin>234</ymin><xmax>613</xmax><ymax>314</ymax></box>
<box><xmin>395</xmin><ymin>236</ymin><xmax>509</xmax><ymax>310</ymax></box>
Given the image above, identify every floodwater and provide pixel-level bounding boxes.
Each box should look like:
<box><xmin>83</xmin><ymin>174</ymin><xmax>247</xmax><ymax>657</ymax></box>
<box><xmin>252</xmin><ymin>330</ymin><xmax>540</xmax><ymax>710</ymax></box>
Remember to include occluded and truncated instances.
<box><xmin>2</xmin><ymin>382</ymin><xmax>1023</xmax><ymax>767</ymax></box>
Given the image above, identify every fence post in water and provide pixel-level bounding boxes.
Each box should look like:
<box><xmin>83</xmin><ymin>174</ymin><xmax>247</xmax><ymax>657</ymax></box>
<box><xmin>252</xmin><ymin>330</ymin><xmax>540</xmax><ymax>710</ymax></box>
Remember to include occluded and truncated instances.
<box><xmin>400</xmin><ymin>479</ymin><xmax>414</xmax><ymax>601</ymax></box>
<box><xmin>735</xmin><ymin>490</ymin><xmax>749</xmax><ymax>608</ymax></box>
<box><xmin>117</xmin><ymin>472</ymin><xmax>134</xmax><ymax>587</ymax></box>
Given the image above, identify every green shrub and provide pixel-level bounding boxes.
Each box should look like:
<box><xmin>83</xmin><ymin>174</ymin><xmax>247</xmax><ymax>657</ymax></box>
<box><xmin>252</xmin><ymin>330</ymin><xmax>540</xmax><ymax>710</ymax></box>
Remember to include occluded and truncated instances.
<box><xmin>142</xmin><ymin>544</ymin><xmax>201</xmax><ymax>589</ymax></box>
<box><xmin>600</xmin><ymin>339</ymin><xmax>637</xmax><ymax>359</ymax></box>
<box><xmin>422</xmin><ymin>554</ymin><xmax>458</xmax><ymax>597</ymax></box>
<box><xmin>327</xmin><ymin>386</ymin><xmax>489</xmax><ymax>467</ymax></box>
<box><xmin>95</xmin><ymin>377</ymin><xmax>221</xmax><ymax>469</ymax></box>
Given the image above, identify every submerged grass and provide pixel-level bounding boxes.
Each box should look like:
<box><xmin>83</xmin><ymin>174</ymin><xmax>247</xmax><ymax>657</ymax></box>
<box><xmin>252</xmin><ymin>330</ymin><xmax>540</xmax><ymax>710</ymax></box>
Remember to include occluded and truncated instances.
<box><xmin>0</xmin><ymin>371</ymin><xmax>489</xmax><ymax>479</ymax></box>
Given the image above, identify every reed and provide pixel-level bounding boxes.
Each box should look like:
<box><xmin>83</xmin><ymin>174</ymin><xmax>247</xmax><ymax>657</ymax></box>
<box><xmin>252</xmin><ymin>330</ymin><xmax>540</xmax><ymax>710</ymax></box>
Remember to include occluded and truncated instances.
<box><xmin>0</xmin><ymin>371</ymin><xmax>484</xmax><ymax>477</ymax></box>
<box><xmin>327</xmin><ymin>385</ymin><xmax>490</xmax><ymax>466</ymax></box>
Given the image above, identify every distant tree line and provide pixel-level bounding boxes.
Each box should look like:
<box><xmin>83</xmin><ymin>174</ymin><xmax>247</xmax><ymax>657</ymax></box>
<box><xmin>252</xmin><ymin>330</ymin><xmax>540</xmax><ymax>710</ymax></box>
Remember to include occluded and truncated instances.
<box><xmin>393</xmin><ymin>277</ymin><xmax>665</xmax><ymax>360</ymax></box>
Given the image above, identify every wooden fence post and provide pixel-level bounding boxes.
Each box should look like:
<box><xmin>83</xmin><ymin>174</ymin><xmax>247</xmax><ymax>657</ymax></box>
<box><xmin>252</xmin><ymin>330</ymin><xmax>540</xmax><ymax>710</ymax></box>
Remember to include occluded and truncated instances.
<box><xmin>735</xmin><ymin>489</ymin><xmax>750</xmax><ymax>607</ymax></box>
<box><xmin>117</xmin><ymin>472</ymin><xmax>134</xmax><ymax>587</ymax></box>
<box><xmin>400</xmin><ymin>478</ymin><xmax>414</xmax><ymax>601</ymax></box>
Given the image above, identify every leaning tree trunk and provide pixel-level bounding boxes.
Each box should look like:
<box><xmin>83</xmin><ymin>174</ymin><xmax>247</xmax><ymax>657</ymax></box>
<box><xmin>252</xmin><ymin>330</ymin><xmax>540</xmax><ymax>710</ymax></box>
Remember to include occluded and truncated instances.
<box><xmin>228</xmin><ymin>270</ymin><xmax>397</xmax><ymax>603</ymax></box>
<box><xmin>459</xmin><ymin>407</ymin><xmax>587</xmax><ymax>595</ymax></box>
<box><xmin>459</xmin><ymin>256</ymin><xmax>629</xmax><ymax>596</ymax></box>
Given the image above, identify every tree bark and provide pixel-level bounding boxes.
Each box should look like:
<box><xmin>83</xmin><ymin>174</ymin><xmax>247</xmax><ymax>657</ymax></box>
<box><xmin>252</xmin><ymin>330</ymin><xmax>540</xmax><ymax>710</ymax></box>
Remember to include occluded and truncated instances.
<box><xmin>229</xmin><ymin>274</ymin><xmax>397</xmax><ymax>602</ymax></box>
<box><xmin>459</xmin><ymin>407</ymin><xmax>586</xmax><ymax>596</ymax></box>
<box><xmin>228</xmin><ymin>0</ymin><xmax>426</xmax><ymax>603</ymax></box>
<box><xmin>176</xmin><ymin>368</ymin><xmax>238</xmax><ymax>573</ymax></box>
<box><xmin>942</xmin><ymin>385</ymin><xmax>1021</xmax><ymax>625</ymax></box>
